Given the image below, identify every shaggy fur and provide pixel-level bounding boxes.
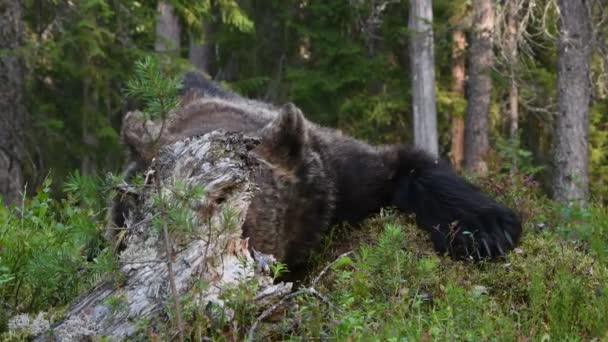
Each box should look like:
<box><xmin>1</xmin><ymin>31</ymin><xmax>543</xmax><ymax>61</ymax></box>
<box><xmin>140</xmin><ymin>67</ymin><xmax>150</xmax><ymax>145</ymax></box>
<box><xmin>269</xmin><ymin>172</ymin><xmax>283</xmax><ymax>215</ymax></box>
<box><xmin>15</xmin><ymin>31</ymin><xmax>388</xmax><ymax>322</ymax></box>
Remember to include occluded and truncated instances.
<box><xmin>113</xmin><ymin>72</ymin><xmax>522</xmax><ymax>275</ymax></box>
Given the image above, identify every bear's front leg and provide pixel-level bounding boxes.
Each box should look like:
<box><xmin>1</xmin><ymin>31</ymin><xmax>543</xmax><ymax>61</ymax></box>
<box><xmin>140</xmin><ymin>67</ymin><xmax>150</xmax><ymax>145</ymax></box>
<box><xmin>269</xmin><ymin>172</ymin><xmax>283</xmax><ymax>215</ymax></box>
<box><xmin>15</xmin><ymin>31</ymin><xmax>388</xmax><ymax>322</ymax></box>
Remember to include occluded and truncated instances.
<box><xmin>390</xmin><ymin>148</ymin><xmax>522</xmax><ymax>260</ymax></box>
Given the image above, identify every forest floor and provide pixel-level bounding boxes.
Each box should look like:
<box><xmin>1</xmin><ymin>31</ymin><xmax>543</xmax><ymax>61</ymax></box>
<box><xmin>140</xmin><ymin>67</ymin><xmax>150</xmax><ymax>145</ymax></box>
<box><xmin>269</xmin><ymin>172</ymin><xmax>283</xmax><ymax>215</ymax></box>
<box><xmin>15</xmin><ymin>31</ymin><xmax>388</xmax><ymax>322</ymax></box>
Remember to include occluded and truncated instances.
<box><xmin>1</xmin><ymin>167</ymin><xmax>607</xmax><ymax>340</ymax></box>
<box><xmin>289</xmin><ymin>168</ymin><xmax>608</xmax><ymax>341</ymax></box>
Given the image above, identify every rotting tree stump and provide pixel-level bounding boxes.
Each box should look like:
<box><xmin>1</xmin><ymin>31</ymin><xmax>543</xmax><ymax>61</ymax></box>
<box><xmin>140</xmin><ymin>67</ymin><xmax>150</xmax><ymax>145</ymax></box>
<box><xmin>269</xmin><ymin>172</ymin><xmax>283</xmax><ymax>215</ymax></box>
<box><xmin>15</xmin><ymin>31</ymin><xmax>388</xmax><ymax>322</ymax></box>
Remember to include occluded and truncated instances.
<box><xmin>30</xmin><ymin>131</ymin><xmax>291</xmax><ymax>340</ymax></box>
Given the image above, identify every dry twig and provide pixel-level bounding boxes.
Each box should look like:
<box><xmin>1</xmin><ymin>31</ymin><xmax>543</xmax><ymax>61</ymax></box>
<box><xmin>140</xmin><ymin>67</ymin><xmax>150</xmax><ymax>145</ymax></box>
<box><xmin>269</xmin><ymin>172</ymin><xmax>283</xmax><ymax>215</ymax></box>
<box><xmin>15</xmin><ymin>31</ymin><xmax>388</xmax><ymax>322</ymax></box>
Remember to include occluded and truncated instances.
<box><xmin>153</xmin><ymin>161</ymin><xmax>185</xmax><ymax>342</ymax></box>
<box><xmin>247</xmin><ymin>251</ymin><xmax>353</xmax><ymax>341</ymax></box>
<box><xmin>311</xmin><ymin>251</ymin><xmax>354</xmax><ymax>287</ymax></box>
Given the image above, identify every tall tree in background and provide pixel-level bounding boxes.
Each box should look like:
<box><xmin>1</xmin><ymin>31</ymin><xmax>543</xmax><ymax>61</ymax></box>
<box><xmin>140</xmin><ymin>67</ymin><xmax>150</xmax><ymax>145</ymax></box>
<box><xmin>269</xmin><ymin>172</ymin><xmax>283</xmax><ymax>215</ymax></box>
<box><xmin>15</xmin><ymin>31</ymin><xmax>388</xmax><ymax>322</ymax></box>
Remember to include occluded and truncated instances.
<box><xmin>464</xmin><ymin>0</ymin><xmax>494</xmax><ymax>174</ymax></box>
<box><xmin>155</xmin><ymin>1</ymin><xmax>181</xmax><ymax>53</ymax></box>
<box><xmin>189</xmin><ymin>1</ymin><xmax>216</xmax><ymax>74</ymax></box>
<box><xmin>552</xmin><ymin>0</ymin><xmax>591</xmax><ymax>204</ymax></box>
<box><xmin>450</xmin><ymin>27</ymin><xmax>466</xmax><ymax>170</ymax></box>
<box><xmin>408</xmin><ymin>0</ymin><xmax>438</xmax><ymax>156</ymax></box>
<box><xmin>504</xmin><ymin>0</ymin><xmax>519</xmax><ymax>138</ymax></box>
<box><xmin>189</xmin><ymin>21</ymin><xmax>215</xmax><ymax>74</ymax></box>
<box><xmin>0</xmin><ymin>0</ymin><xmax>28</xmax><ymax>204</ymax></box>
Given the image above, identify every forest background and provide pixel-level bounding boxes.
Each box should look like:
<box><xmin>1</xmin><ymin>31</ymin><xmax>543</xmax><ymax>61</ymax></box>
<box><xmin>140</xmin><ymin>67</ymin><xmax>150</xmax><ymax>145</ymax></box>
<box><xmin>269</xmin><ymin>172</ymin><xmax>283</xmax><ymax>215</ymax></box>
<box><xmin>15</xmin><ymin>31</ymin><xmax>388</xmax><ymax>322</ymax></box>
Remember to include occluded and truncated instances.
<box><xmin>2</xmin><ymin>0</ymin><xmax>608</xmax><ymax>339</ymax></box>
<box><xmin>1</xmin><ymin>0</ymin><xmax>607</xmax><ymax>204</ymax></box>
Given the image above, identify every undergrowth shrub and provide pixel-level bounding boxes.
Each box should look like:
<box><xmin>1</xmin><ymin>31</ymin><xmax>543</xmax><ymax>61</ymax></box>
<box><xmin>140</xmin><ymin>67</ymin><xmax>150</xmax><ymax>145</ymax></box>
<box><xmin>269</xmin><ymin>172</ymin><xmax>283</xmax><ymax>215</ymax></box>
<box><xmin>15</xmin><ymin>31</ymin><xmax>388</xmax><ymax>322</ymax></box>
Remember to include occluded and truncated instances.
<box><xmin>0</xmin><ymin>174</ymin><xmax>111</xmax><ymax>332</ymax></box>
<box><xmin>292</xmin><ymin>213</ymin><xmax>608</xmax><ymax>340</ymax></box>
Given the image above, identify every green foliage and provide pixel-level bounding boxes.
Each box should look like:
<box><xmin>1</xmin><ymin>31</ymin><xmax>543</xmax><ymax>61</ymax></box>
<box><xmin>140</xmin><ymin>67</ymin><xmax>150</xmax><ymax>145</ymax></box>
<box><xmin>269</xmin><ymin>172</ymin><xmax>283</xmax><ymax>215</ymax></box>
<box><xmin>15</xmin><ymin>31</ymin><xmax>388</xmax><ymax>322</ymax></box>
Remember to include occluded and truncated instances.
<box><xmin>125</xmin><ymin>57</ymin><xmax>205</xmax><ymax>242</ymax></box>
<box><xmin>290</xmin><ymin>213</ymin><xmax>608</xmax><ymax>340</ymax></box>
<box><xmin>22</xmin><ymin>0</ymin><xmax>254</xmax><ymax>189</ymax></box>
<box><xmin>103</xmin><ymin>293</ymin><xmax>128</xmax><ymax>316</ymax></box>
<box><xmin>285</xmin><ymin>1</ymin><xmax>410</xmax><ymax>143</ymax></box>
<box><xmin>270</xmin><ymin>261</ymin><xmax>289</xmax><ymax>281</ymax></box>
<box><xmin>495</xmin><ymin>135</ymin><xmax>545</xmax><ymax>175</ymax></box>
<box><xmin>590</xmin><ymin>102</ymin><xmax>608</xmax><ymax>202</ymax></box>
<box><xmin>215</xmin><ymin>0</ymin><xmax>255</xmax><ymax>33</ymax></box>
<box><xmin>0</xmin><ymin>175</ymin><xmax>111</xmax><ymax>331</ymax></box>
<box><xmin>552</xmin><ymin>204</ymin><xmax>608</xmax><ymax>264</ymax></box>
<box><xmin>220</xmin><ymin>207</ymin><xmax>240</xmax><ymax>233</ymax></box>
<box><xmin>21</xmin><ymin>0</ymin><xmax>608</xmax><ymax>201</ymax></box>
<box><xmin>23</xmin><ymin>0</ymin><xmax>156</xmax><ymax>182</ymax></box>
<box><xmin>125</xmin><ymin>56</ymin><xmax>183</xmax><ymax>121</ymax></box>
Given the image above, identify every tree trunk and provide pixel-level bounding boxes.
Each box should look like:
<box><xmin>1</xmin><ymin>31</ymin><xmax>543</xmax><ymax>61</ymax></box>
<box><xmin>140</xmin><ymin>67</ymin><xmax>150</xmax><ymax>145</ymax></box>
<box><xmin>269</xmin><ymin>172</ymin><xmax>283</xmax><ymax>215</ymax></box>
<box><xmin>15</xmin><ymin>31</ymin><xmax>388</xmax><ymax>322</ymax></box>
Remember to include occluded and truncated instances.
<box><xmin>463</xmin><ymin>0</ymin><xmax>494</xmax><ymax>175</ymax></box>
<box><xmin>26</xmin><ymin>131</ymin><xmax>291</xmax><ymax>340</ymax></box>
<box><xmin>450</xmin><ymin>29</ymin><xmax>466</xmax><ymax>170</ymax></box>
<box><xmin>155</xmin><ymin>1</ymin><xmax>181</xmax><ymax>53</ymax></box>
<box><xmin>0</xmin><ymin>0</ymin><xmax>27</xmax><ymax>204</ymax></box>
<box><xmin>552</xmin><ymin>0</ymin><xmax>591</xmax><ymax>204</ymax></box>
<box><xmin>80</xmin><ymin>77</ymin><xmax>99</xmax><ymax>175</ymax></box>
<box><xmin>188</xmin><ymin>22</ymin><xmax>215</xmax><ymax>73</ymax></box>
<box><xmin>505</xmin><ymin>0</ymin><xmax>519</xmax><ymax>138</ymax></box>
<box><xmin>408</xmin><ymin>0</ymin><xmax>438</xmax><ymax>156</ymax></box>
<box><xmin>507</xmin><ymin>80</ymin><xmax>518</xmax><ymax>138</ymax></box>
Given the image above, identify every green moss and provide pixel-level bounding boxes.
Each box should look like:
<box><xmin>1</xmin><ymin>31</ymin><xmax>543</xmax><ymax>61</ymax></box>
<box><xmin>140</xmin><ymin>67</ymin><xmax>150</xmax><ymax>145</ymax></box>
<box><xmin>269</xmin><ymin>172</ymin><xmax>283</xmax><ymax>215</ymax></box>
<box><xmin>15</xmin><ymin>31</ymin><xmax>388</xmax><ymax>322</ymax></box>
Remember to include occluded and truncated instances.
<box><xmin>289</xmin><ymin>197</ymin><xmax>608</xmax><ymax>341</ymax></box>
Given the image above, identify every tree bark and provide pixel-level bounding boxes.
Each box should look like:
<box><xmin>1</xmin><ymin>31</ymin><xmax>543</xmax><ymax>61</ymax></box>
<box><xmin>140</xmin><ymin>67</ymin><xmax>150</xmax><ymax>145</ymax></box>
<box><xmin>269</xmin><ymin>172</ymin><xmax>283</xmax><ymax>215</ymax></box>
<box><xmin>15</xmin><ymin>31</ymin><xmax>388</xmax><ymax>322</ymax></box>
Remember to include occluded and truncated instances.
<box><xmin>155</xmin><ymin>1</ymin><xmax>181</xmax><ymax>53</ymax></box>
<box><xmin>80</xmin><ymin>77</ymin><xmax>99</xmax><ymax>175</ymax></box>
<box><xmin>450</xmin><ymin>29</ymin><xmax>466</xmax><ymax>170</ymax></box>
<box><xmin>505</xmin><ymin>0</ymin><xmax>519</xmax><ymax>138</ymax></box>
<box><xmin>408</xmin><ymin>0</ymin><xmax>438</xmax><ymax>156</ymax></box>
<box><xmin>552</xmin><ymin>0</ymin><xmax>591</xmax><ymax>204</ymax></box>
<box><xmin>464</xmin><ymin>0</ymin><xmax>494</xmax><ymax>175</ymax></box>
<box><xmin>0</xmin><ymin>0</ymin><xmax>27</xmax><ymax>204</ymax></box>
<box><xmin>27</xmin><ymin>131</ymin><xmax>291</xmax><ymax>340</ymax></box>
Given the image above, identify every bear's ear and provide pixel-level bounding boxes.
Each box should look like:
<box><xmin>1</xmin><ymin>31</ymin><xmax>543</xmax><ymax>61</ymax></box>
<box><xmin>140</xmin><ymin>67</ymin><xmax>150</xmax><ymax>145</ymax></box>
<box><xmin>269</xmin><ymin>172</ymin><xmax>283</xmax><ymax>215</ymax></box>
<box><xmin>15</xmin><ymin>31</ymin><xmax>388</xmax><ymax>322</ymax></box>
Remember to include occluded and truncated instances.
<box><xmin>257</xmin><ymin>102</ymin><xmax>309</xmax><ymax>171</ymax></box>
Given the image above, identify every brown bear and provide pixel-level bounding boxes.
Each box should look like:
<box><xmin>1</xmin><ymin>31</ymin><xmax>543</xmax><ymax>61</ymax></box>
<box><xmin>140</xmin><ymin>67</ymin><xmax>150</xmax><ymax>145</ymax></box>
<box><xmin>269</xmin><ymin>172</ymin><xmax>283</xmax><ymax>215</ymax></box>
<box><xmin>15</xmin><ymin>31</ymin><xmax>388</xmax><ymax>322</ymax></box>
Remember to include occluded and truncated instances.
<box><xmin>113</xmin><ymin>71</ymin><xmax>522</xmax><ymax>277</ymax></box>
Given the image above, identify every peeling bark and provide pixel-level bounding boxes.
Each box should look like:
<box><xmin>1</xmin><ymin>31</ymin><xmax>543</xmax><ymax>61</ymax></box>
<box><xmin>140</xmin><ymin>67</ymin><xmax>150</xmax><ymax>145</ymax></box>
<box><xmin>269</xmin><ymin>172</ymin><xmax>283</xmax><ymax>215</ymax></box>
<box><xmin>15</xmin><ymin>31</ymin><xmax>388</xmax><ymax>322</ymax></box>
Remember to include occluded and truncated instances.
<box><xmin>505</xmin><ymin>0</ymin><xmax>519</xmax><ymax>139</ymax></box>
<box><xmin>450</xmin><ymin>29</ymin><xmax>466</xmax><ymax>170</ymax></box>
<box><xmin>464</xmin><ymin>0</ymin><xmax>494</xmax><ymax>175</ymax></box>
<box><xmin>408</xmin><ymin>0</ymin><xmax>438</xmax><ymax>156</ymax></box>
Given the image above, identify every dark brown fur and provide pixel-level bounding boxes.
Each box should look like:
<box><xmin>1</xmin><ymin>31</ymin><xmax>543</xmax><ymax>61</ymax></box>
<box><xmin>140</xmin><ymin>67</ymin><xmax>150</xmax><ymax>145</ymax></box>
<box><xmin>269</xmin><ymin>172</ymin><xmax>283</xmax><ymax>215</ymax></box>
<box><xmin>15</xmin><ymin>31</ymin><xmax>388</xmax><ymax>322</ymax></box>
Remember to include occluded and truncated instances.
<box><xmin>112</xmin><ymin>72</ymin><xmax>523</xmax><ymax>278</ymax></box>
